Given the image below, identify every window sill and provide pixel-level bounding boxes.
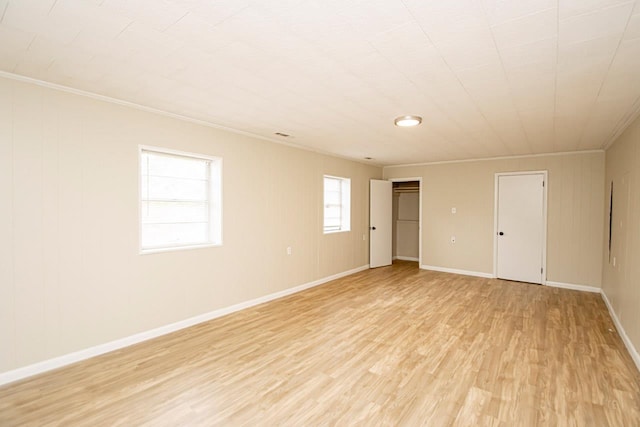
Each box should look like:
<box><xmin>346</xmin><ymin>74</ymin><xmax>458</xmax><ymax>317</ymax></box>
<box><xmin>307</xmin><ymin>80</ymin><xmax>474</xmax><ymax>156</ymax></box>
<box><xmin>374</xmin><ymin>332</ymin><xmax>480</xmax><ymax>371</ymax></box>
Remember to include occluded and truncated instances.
<box><xmin>139</xmin><ymin>242</ymin><xmax>222</xmax><ymax>255</ymax></box>
<box><xmin>323</xmin><ymin>229</ymin><xmax>350</xmax><ymax>235</ymax></box>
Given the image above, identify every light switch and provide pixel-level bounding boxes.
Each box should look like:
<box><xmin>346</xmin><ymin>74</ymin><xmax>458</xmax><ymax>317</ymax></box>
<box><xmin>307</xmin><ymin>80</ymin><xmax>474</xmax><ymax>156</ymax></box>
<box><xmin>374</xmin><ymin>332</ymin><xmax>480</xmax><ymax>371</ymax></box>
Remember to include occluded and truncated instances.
<box><xmin>451</xmin><ymin>207</ymin><xmax>457</xmax><ymax>214</ymax></box>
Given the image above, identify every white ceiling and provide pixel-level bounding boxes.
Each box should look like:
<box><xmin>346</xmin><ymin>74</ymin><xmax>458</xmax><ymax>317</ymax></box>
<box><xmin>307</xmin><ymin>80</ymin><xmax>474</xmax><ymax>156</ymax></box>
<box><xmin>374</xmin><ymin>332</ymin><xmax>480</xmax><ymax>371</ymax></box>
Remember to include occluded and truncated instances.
<box><xmin>1</xmin><ymin>0</ymin><xmax>640</xmax><ymax>165</ymax></box>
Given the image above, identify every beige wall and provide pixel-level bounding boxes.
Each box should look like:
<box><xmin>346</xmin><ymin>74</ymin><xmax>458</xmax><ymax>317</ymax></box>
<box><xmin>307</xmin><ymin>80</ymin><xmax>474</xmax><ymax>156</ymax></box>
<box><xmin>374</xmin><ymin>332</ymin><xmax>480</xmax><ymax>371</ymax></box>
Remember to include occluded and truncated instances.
<box><xmin>603</xmin><ymin>113</ymin><xmax>640</xmax><ymax>359</ymax></box>
<box><xmin>0</xmin><ymin>76</ymin><xmax>381</xmax><ymax>374</ymax></box>
<box><xmin>384</xmin><ymin>152</ymin><xmax>605</xmax><ymax>286</ymax></box>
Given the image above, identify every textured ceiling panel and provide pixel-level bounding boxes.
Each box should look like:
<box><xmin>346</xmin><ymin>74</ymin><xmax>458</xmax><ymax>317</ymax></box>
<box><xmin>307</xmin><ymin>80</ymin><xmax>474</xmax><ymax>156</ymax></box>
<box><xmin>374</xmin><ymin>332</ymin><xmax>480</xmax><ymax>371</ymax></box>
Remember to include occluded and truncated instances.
<box><xmin>1</xmin><ymin>0</ymin><xmax>640</xmax><ymax>165</ymax></box>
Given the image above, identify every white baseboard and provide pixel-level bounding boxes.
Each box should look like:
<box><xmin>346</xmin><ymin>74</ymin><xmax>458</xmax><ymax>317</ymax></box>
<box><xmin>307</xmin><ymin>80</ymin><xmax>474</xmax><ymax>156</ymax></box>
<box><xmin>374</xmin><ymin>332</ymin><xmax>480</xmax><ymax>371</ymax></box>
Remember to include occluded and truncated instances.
<box><xmin>0</xmin><ymin>264</ymin><xmax>370</xmax><ymax>387</ymax></box>
<box><xmin>420</xmin><ymin>265</ymin><xmax>493</xmax><ymax>279</ymax></box>
<box><xmin>393</xmin><ymin>256</ymin><xmax>419</xmax><ymax>262</ymax></box>
<box><xmin>600</xmin><ymin>291</ymin><xmax>640</xmax><ymax>372</ymax></box>
<box><xmin>544</xmin><ymin>281</ymin><xmax>601</xmax><ymax>293</ymax></box>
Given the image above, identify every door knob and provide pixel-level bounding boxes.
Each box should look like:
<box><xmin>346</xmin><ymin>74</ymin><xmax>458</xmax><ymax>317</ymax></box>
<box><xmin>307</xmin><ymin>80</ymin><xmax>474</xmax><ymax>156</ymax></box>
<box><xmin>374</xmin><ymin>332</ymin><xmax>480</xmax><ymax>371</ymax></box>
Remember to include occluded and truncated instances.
<box><xmin>370</xmin><ymin>226</ymin><xmax>376</xmax><ymax>230</ymax></box>
<box><xmin>498</xmin><ymin>231</ymin><xmax>504</xmax><ymax>236</ymax></box>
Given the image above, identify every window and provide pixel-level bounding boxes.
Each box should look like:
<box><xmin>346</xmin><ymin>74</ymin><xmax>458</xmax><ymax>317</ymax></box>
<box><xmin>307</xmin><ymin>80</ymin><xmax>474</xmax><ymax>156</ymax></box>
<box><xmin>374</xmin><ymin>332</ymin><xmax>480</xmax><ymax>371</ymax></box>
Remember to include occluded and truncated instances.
<box><xmin>140</xmin><ymin>146</ymin><xmax>222</xmax><ymax>253</ymax></box>
<box><xmin>323</xmin><ymin>175</ymin><xmax>351</xmax><ymax>233</ymax></box>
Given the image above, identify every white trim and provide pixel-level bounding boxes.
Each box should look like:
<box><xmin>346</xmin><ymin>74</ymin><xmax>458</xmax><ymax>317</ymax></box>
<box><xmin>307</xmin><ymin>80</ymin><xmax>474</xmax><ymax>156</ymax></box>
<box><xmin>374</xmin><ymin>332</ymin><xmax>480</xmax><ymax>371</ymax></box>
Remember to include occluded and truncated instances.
<box><xmin>384</xmin><ymin>150</ymin><xmax>603</xmax><ymax>169</ymax></box>
<box><xmin>493</xmin><ymin>171</ymin><xmax>548</xmax><ymax>284</ymax></box>
<box><xmin>388</xmin><ymin>177</ymin><xmax>422</xmax><ymax>265</ymax></box>
<box><xmin>602</xmin><ymin>96</ymin><xmax>640</xmax><ymax>150</ymax></box>
<box><xmin>0</xmin><ymin>71</ymin><xmax>379</xmax><ymax>167</ymax></box>
<box><xmin>0</xmin><ymin>72</ymin><xmax>609</xmax><ymax>169</ymax></box>
<box><xmin>601</xmin><ymin>291</ymin><xmax>640</xmax><ymax>372</ymax></box>
<box><xmin>394</xmin><ymin>256</ymin><xmax>419</xmax><ymax>262</ymax></box>
<box><xmin>138</xmin><ymin>144</ymin><xmax>222</xmax><ymax>161</ymax></box>
<box><xmin>139</xmin><ymin>242</ymin><xmax>222</xmax><ymax>255</ymax></box>
<box><xmin>0</xmin><ymin>264</ymin><xmax>369</xmax><ymax>386</ymax></box>
<box><xmin>322</xmin><ymin>175</ymin><xmax>351</xmax><ymax>234</ymax></box>
<box><xmin>544</xmin><ymin>281</ymin><xmax>601</xmax><ymax>293</ymax></box>
<box><xmin>388</xmin><ymin>177</ymin><xmax>423</xmax><ymax>182</ymax></box>
<box><xmin>420</xmin><ymin>264</ymin><xmax>494</xmax><ymax>279</ymax></box>
<box><xmin>322</xmin><ymin>229</ymin><xmax>350</xmax><ymax>235</ymax></box>
<box><xmin>138</xmin><ymin>145</ymin><xmax>223</xmax><ymax>253</ymax></box>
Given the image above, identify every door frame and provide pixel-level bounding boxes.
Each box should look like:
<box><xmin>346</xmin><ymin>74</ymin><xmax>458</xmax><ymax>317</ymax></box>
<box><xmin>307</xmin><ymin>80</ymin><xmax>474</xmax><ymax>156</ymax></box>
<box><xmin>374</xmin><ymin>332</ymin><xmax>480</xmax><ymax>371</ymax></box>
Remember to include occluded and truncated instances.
<box><xmin>389</xmin><ymin>177</ymin><xmax>423</xmax><ymax>265</ymax></box>
<box><xmin>493</xmin><ymin>171</ymin><xmax>548</xmax><ymax>282</ymax></box>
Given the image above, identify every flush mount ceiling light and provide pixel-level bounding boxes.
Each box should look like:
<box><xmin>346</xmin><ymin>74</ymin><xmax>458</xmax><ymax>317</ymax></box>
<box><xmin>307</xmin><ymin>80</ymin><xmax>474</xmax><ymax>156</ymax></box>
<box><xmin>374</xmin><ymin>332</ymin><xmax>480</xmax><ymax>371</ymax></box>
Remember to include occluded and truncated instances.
<box><xmin>394</xmin><ymin>115</ymin><xmax>422</xmax><ymax>127</ymax></box>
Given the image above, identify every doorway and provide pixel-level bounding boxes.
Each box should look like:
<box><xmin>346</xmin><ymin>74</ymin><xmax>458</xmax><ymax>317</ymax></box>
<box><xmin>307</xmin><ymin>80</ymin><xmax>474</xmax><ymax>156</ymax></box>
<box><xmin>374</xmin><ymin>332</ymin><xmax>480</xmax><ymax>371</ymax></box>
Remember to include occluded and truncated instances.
<box><xmin>391</xmin><ymin>178</ymin><xmax>421</xmax><ymax>267</ymax></box>
<box><xmin>494</xmin><ymin>171</ymin><xmax>547</xmax><ymax>284</ymax></box>
<box><xmin>369</xmin><ymin>178</ymin><xmax>422</xmax><ymax>269</ymax></box>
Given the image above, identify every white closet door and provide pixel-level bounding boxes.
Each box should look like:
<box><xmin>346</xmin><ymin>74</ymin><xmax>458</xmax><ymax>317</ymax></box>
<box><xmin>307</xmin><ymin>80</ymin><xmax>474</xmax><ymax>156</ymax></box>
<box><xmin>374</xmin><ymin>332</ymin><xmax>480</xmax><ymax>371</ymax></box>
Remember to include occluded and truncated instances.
<box><xmin>496</xmin><ymin>173</ymin><xmax>545</xmax><ymax>284</ymax></box>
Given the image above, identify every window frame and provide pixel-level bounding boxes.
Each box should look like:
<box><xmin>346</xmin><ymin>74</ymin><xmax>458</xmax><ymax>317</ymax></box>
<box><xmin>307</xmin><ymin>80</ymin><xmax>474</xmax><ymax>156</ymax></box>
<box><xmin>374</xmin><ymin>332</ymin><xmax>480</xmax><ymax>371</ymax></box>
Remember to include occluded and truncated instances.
<box><xmin>323</xmin><ymin>174</ymin><xmax>351</xmax><ymax>234</ymax></box>
<box><xmin>138</xmin><ymin>145</ymin><xmax>223</xmax><ymax>254</ymax></box>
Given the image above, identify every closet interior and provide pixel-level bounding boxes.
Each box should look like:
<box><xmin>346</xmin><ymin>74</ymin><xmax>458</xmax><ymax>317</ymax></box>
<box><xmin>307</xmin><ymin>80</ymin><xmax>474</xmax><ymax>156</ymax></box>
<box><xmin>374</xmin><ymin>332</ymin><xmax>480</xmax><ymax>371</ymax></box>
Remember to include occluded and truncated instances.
<box><xmin>392</xmin><ymin>181</ymin><xmax>420</xmax><ymax>263</ymax></box>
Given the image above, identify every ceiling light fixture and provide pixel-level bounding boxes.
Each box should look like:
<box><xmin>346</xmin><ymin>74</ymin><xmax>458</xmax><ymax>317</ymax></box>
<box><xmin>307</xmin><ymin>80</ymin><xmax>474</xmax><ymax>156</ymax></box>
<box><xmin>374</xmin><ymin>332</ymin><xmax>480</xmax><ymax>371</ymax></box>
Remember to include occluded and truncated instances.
<box><xmin>394</xmin><ymin>115</ymin><xmax>422</xmax><ymax>127</ymax></box>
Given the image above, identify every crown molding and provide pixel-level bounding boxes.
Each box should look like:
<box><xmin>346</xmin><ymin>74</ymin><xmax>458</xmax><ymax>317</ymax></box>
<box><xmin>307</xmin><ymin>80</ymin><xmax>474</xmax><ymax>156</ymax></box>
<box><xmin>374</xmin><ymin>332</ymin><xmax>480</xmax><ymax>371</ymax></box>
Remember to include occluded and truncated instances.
<box><xmin>0</xmin><ymin>71</ymin><xmax>382</xmax><ymax>168</ymax></box>
<box><xmin>384</xmin><ymin>149</ymin><xmax>604</xmax><ymax>169</ymax></box>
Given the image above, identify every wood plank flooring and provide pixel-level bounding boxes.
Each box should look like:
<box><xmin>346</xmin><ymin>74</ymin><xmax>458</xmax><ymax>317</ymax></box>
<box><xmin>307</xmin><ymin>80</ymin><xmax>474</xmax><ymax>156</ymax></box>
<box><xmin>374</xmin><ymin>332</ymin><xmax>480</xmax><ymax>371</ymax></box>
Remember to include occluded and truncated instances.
<box><xmin>1</xmin><ymin>261</ymin><xmax>639</xmax><ymax>426</ymax></box>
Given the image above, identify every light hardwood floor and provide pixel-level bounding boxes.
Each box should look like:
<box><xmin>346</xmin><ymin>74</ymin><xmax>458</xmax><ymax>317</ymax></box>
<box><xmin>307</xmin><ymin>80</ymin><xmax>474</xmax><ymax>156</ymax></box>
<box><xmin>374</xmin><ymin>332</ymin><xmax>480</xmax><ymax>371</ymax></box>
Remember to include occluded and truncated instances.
<box><xmin>1</xmin><ymin>261</ymin><xmax>639</xmax><ymax>426</ymax></box>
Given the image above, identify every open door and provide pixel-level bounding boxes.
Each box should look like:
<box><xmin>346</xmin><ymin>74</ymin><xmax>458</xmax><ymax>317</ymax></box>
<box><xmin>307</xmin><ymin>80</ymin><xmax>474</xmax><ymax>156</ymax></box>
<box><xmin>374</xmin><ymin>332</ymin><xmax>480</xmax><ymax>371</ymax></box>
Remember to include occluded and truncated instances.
<box><xmin>370</xmin><ymin>179</ymin><xmax>392</xmax><ymax>268</ymax></box>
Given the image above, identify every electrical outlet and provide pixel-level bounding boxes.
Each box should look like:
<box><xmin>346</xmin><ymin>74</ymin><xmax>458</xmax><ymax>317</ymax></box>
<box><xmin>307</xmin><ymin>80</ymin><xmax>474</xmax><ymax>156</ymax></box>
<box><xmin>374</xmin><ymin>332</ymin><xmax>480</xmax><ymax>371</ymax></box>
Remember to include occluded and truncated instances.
<box><xmin>286</xmin><ymin>246</ymin><xmax>292</xmax><ymax>255</ymax></box>
<box><xmin>451</xmin><ymin>236</ymin><xmax>456</xmax><ymax>244</ymax></box>
<box><xmin>451</xmin><ymin>207</ymin><xmax>456</xmax><ymax>214</ymax></box>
